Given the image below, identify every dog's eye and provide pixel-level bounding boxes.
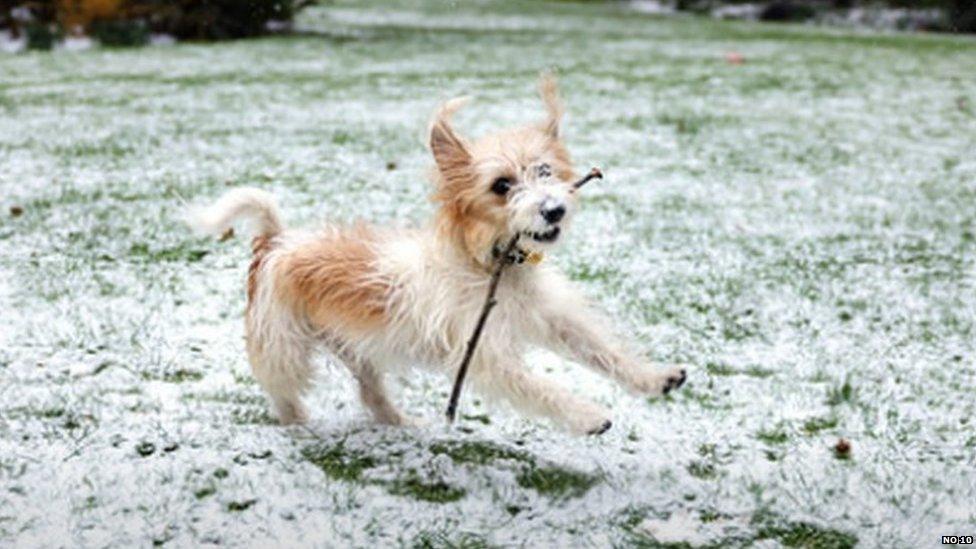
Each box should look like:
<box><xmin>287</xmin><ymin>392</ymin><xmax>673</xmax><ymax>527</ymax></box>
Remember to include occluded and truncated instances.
<box><xmin>491</xmin><ymin>177</ymin><xmax>512</xmax><ymax>196</ymax></box>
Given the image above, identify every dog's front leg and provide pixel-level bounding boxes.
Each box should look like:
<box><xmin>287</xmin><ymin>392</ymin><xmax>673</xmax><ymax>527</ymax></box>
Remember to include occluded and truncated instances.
<box><xmin>543</xmin><ymin>310</ymin><xmax>687</xmax><ymax>397</ymax></box>
<box><xmin>467</xmin><ymin>357</ymin><xmax>613</xmax><ymax>435</ymax></box>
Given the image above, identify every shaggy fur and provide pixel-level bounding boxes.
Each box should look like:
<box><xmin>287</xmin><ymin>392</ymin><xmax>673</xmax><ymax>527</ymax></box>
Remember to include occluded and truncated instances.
<box><xmin>189</xmin><ymin>75</ymin><xmax>687</xmax><ymax>434</ymax></box>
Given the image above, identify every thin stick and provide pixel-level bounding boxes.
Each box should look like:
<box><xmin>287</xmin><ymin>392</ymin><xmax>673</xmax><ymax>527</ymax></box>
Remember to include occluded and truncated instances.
<box><xmin>572</xmin><ymin>167</ymin><xmax>603</xmax><ymax>190</ymax></box>
<box><xmin>446</xmin><ymin>234</ymin><xmax>521</xmax><ymax>423</ymax></box>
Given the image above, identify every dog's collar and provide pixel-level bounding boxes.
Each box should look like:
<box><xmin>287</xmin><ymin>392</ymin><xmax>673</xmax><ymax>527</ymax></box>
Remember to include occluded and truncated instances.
<box><xmin>491</xmin><ymin>242</ymin><xmax>544</xmax><ymax>266</ymax></box>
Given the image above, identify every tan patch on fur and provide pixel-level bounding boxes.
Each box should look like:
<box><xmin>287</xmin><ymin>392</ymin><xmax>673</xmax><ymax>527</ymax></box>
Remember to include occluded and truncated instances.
<box><xmin>279</xmin><ymin>225</ymin><xmax>389</xmax><ymax>333</ymax></box>
<box><xmin>247</xmin><ymin>236</ymin><xmax>273</xmax><ymax>305</ymax></box>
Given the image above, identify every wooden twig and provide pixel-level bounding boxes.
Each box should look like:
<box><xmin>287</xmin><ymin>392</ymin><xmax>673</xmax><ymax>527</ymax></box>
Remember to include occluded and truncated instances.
<box><xmin>445</xmin><ymin>234</ymin><xmax>521</xmax><ymax>423</ymax></box>
<box><xmin>572</xmin><ymin>167</ymin><xmax>603</xmax><ymax>190</ymax></box>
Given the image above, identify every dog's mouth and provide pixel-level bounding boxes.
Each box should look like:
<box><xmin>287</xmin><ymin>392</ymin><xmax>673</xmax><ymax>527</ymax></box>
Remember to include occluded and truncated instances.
<box><xmin>524</xmin><ymin>226</ymin><xmax>560</xmax><ymax>243</ymax></box>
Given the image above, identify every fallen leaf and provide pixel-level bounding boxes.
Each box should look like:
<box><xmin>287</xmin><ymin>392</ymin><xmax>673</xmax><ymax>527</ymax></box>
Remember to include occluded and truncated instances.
<box><xmin>725</xmin><ymin>51</ymin><xmax>745</xmax><ymax>65</ymax></box>
<box><xmin>834</xmin><ymin>438</ymin><xmax>852</xmax><ymax>459</ymax></box>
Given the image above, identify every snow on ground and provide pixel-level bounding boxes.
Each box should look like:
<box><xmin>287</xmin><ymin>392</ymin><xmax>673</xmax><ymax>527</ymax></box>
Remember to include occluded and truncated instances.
<box><xmin>0</xmin><ymin>30</ymin><xmax>25</xmax><ymax>54</ymax></box>
<box><xmin>1</xmin><ymin>1</ymin><xmax>975</xmax><ymax>547</ymax></box>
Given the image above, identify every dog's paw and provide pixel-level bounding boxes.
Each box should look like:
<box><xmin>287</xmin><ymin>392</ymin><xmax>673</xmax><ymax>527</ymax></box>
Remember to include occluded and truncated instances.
<box><xmin>275</xmin><ymin>400</ymin><xmax>310</xmax><ymax>425</ymax></box>
<box><xmin>374</xmin><ymin>412</ymin><xmax>426</xmax><ymax>428</ymax></box>
<box><xmin>633</xmin><ymin>365</ymin><xmax>688</xmax><ymax>397</ymax></box>
<box><xmin>587</xmin><ymin>419</ymin><xmax>613</xmax><ymax>436</ymax></box>
<box><xmin>566</xmin><ymin>404</ymin><xmax>613</xmax><ymax>436</ymax></box>
<box><xmin>661</xmin><ymin>366</ymin><xmax>687</xmax><ymax>395</ymax></box>
<box><xmin>397</xmin><ymin>414</ymin><xmax>428</xmax><ymax>428</ymax></box>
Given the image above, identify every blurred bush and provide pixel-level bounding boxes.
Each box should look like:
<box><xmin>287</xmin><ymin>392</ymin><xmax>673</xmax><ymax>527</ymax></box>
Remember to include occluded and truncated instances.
<box><xmin>90</xmin><ymin>17</ymin><xmax>147</xmax><ymax>46</ymax></box>
<box><xmin>1</xmin><ymin>0</ymin><xmax>318</xmax><ymax>46</ymax></box>
<box><xmin>127</xmin><ymin>0</ymin><xmax>317</xmax><ymax>40</ymax></box>
<box><xmin>59</xmin><ymin>0</ymin><xmax>125</xmax><ymax>31</ymax></box>
<box><xmin>946</xmin><ymin>0</ymin><xmax>975</xmax><ymax>32</ymax></box>
<box><xmin>674</xmin><ymin>0</ymin><xmax>974</xmax><ymax>33</ymax></box>
<box><xmin>758</xmin><ymin>1</ymin><xmax>817</xmax><ymax>22</ymax></box>
<box><xmin>25</xmin><ymin>20</ymin><xmax>58</xmax><ymax>49</ymax></box>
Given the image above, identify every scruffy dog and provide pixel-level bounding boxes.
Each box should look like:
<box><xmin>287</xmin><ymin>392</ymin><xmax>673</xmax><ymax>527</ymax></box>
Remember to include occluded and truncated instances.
<box><xmin>190</xmin><ymin>75</ymin><xmax>686</xmax><ymax>435</ymax></box>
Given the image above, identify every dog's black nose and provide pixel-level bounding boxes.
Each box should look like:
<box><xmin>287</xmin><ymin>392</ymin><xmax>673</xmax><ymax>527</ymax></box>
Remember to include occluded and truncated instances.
<box><xmin>541</xmin><ymin>204</ymin><xmax>566</xmax><ymax>224</ymax></box>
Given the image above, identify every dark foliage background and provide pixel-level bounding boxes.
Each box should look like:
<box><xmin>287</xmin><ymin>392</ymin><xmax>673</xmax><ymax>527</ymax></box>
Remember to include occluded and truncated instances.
<box><xmin>674</xmin><ymin>0</ymin><xmax>975</xmax><ymax>32</ymax></box>
<box><xmin>1</xmin><ymin>0</ymin><xmax>318</xmax><ymax>43</ymax></box>
<box><xmin>0</xmin><ymin>0</ymin><xmax>972</xmax><ymax>46</ymax></box>
<box><xmin>128</xmin><ymin>0</ymin><xmax>316</xmax><ymax>40</ymax></box>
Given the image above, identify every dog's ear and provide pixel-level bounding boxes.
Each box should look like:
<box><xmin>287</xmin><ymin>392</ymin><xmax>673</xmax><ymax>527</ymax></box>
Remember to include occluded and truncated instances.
<box><xmin>538</xmin><ymin>72</ymin><xmax>563</xmax><ymax>139</ymax></box>
<box><xmin>429</xmin><ymin>97</ymin><xmax>472</xmax><ymax>181</ymax></box>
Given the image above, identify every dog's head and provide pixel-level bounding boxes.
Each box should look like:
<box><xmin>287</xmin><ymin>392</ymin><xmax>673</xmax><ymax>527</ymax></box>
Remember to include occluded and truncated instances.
<box><xmin>430</xmin><ymin>74</ymin><xmax>579</xmax><ymax>265</ymax></box>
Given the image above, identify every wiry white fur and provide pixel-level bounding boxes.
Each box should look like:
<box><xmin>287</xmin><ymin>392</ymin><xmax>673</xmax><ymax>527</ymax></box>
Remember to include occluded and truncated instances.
<box><xmin>223</xmin><ymin>214</ymin><xmax>687</xmax><ymax>434</ymax></box>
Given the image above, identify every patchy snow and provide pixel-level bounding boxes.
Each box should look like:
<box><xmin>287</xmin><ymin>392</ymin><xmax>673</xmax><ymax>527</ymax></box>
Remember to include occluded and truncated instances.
<box><xmin>1</xmin><ymin>0</ymin><xmax>975</xmax><ymax>547</ymax></box>
<box><xmin>60</xmin><ymin>36</ymin><xmax>94</xmax><ymax>52</ymax></box>
<box><xmin>713</xmin><ymin>3</ymin><xmax>764</xmax><ymax>21</ymax></box>
<box><xmin>0</xmin><ymin>30</ymin><xmax>25</xmax><ymax>53</ymax></box>
<box><xmin>669</xmin><ymin>1</ymin><xmax>946</xmax><ymax>32</ymax></box>
<box><xmin>149</xmin><ymin>34</ymin><xmax>176</xmax><ymax>47</ymax></box>
<box><xmin>628</xmin><ymin>1</ymin><xmax>675</xmax><ymax>16</ymax></box>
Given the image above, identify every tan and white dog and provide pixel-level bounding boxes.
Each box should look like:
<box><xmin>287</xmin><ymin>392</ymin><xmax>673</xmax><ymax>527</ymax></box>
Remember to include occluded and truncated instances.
<box><xmin>190</xmin><ymin>75</ymin><xmax>686</xmax><ymax>435</ymax></box>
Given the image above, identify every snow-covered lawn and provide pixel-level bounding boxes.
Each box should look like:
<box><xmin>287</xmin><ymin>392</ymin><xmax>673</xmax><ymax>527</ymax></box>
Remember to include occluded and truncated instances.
<box><xmin>2</xmin><ymin>1</ymin><xmax>975</xmax><ymax>546</ymax></box>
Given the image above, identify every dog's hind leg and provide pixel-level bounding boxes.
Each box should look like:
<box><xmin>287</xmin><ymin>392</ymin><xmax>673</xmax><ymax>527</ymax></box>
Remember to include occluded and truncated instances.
<box><xmin>338</xmin><ymin>352</ymin><xmax>415</xmax><ymax>426</ymax></box>
<box><xmin>247</xmin><ymin>328</ymin><xmax>314</xmax><ymax>425</ymax></box>
<box><xmin>244</xmin><ymin>240</ymin><xmax>318</xmax><ymax>425</ymax></box>
<box><xmin>246</xmin><ymin>271</ymin><xmax>315</xmax><ymax>425</ymax></box>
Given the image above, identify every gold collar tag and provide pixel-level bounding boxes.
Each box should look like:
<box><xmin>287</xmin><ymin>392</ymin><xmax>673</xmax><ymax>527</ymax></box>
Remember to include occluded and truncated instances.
<box><xmin>526</xmin><ymin>252</ymin><xmax>544</xmax><ymax>265</ymax></box>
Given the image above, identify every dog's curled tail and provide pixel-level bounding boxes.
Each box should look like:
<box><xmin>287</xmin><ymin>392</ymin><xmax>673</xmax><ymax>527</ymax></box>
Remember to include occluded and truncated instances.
<box><xmin>187</xmin><ymin>187</ymin><xmax>284</xmax><ymax>239</ymax></box>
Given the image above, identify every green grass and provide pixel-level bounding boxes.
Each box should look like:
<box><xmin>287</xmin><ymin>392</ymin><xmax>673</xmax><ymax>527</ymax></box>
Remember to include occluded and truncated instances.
<box><xmin>229</xmin><ymin>406</ymin><xmax>278</xmax><ymax>425</ymax></box>
<box><xmin>756</xmin><ymin>519</ymin><xmax>857</xmax><ymax>549</ymax></box>
<box><xmin>802</xmin><ymin>416</ymin><xmax>840</xmax><ymax>436</ymax></box>
<box><xmin>412</xmin><ymin>530</ymin><xmax>495</xmax><ymax>549</ymax></box>
<box><xmin>756</xmin><ymin>427</ymin><xmax>790</xmax><ymax>445</ymax></box>
<box><xmin>514</xmin><ymin>465</ymin><xmax>600</xmax><ymax>498</ymax></box>
<box><xmin>301</xmin><ymin>442</ymin><xmax>378</xmax><ymax>482</ymax></box>
<box><xmin>686</xmin><ymin>460</ymin><xmax>719</xmax><ymax>480</ymax></box>
<box><xmin>621</xmin><ymin>509</ymin><xmax>858</xmax><ymax>548</ymax></box>
<box><xmin>304</xmin><ymin>438</ymin><xmax>600</xmax><ymax>502</ymax></box>
<box><xmin>388</xmin><ymin>477</ymin><xmax>466</xmax><ymax>503</ymax></box>
<box><xmin>429</xmin><ymin>440</ymin><xmax>532</xmax><ymax>466</ymax></box>
<box><xmin>226</xmin><ymin>499</ymin><xmax>257</xmax><ymax>512</ymax></box>
<box><xmin>705</xmin><ymin>362</ymin><xmax>775</xmax><ymax>378</ymax></box>
<box><xmin>128</xmin><ymin>242</ymin><xmax>210</xmax><ymax>264</ymax></box>
<box><xmin>302</xmin><ymin>439</ymin><xmax>466</xmax><ymax>502</ymax></box>
<box><xmin>155</xmin><ymin>368</ymin><xmax>205</xmax><ymax>383</ymax></box>
<box><xmin>825</xmin><ymin>378</ymin><xmax>859</xmax><ymax>406</ymax></box>
<box><xmin>431</xmin><ymin>438</ymin><xmax>601</xmax><ymax>497</ymax></box>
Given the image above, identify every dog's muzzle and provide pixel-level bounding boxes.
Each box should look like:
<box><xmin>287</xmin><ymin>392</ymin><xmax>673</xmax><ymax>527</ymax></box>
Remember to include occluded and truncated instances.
<box><xmin>525</xmin><ymin>226</ymin><xmax>560</xmax><ymax>243</ymax></box>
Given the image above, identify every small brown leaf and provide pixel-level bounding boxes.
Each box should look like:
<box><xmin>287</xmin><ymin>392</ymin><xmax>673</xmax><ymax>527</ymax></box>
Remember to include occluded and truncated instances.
<box><xmin>725</xmin><ymin>51</ymin><xmax>745</xmax><ymax>65</ymax></box>
<box><xmin>386</xmin><ymin>160</ymin><xmax>397</xmax><ymax>171</ymax></box>
<box><xmin>10</xmin><ymin>205</ymin><xmax>24</xmax><ymax>217</ymax></box>
<box><xmin>219</xmin><ymin>228</ymin><xmax>235</xmax><ymax>242</ymax></box>
<box><xmin>833</xmin><ymin>438</ymin><xmax>851</xmax><ymax>459</ymax></box>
